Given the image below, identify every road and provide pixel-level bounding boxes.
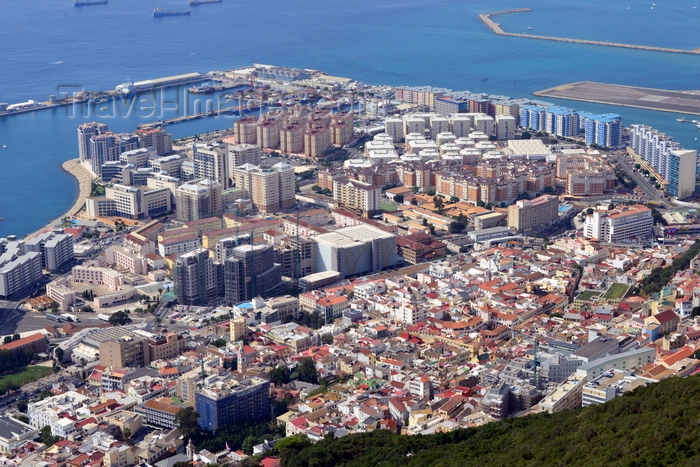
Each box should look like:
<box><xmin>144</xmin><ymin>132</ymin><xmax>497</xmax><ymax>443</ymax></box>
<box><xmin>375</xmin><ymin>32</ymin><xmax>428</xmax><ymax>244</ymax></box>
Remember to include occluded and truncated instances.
<box><xmin>611</xmin><ymin>154</ymin><xmax>668</xmax><ymax>205</ymax></box>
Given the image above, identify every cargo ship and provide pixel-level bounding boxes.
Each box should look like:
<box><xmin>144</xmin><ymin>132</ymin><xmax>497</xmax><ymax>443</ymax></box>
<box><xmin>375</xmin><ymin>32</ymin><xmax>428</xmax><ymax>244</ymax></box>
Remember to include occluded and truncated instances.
<box><xmin>74</xmin><ymin>0</ymin><xmax>108</xmax><ymax>6</ymax></box>
<box><xmin>153</xmin><ymin>8</ymin><xmax>191</xmax><ymax>17</ymax></box>
<box><xmin>189</xmin><ymin>0</ymin><xmax>222</xmax><ymax>4</ymax></box>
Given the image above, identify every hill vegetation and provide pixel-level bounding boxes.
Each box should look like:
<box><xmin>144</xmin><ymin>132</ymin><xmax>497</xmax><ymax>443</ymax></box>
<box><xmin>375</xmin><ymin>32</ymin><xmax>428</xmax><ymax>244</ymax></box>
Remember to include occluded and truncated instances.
<box><xmin>278</xmin><ymin>376</ymin><xmax>700</xmax><ymax>466</ymax></box>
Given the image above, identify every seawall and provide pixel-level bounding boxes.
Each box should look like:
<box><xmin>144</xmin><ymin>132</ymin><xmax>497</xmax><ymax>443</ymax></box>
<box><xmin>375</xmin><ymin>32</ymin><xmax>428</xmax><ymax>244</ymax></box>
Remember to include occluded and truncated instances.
<box><xmin>479</xmin><ymin>9</ymin><xmax>700</xmax><ymax>56</ymax></box>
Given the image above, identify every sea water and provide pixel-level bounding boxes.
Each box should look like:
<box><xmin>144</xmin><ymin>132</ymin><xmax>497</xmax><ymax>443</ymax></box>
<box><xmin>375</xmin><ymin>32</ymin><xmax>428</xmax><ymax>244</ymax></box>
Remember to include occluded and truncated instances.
<box><xmin>1</xmin><ymin>0</ymin><xmax>700</xmax><ymax>236</ymax></box>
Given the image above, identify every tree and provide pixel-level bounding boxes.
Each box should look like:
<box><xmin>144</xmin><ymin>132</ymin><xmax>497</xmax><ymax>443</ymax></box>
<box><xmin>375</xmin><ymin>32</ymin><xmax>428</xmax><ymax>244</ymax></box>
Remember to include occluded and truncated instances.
<box><xmin>586</xmin><ymin>207</ymin><xmax>594</xmax><ymax>215</ymax></box>
<box><xmin>2</xmin><ymin>336</ymin><xmax>10</xmax><ymax>344</ymax></box>
<box><xmin>295</xmin><ymin>358</ymin><xmax>319</xmax><ymax>384</ymax></box>
<box><xmin>394</xmin><ymin>194</ymin><xmax>404</xmax><ymax>204</ymax></box>
<box><xmin>542</xmin><ymin>186</ymin><xmax>555</xmax><ymax>195</ymax></box>
<box><xmin>433</xmin><ymin>196</ymin><xmax>444</xmax><ymax>211</ymax></box>
<box><xmin>39</xmin><ymin>425</ymin><xmax>59</xmax><ymax>447</ymax></box>
<box><xmin>54</xmin><ymin>347</ymin><xmax>64</xmax><ymax>363</ymax></box>
<box><xmin>428</xmin><ymin>224</ymin><xmax>436</xmax><ymax>236</ymax></box>
<box><xmin>608</xmin><ymin>203</ymin><xmax>616</xmax><ymax>210</ymax></box>
<box><xmin>449</xmin><ymin>196</ymin><xmax>459</xmax><ymax>204</ymax></box>
<box><xmin>311</xmin><ymin>184</ymin><xmax>321</xmax><ymax>193</ymax></box>
<box><xmin>448</xmin><ymin>221</ymin><xmax>465</xmax><ymax>234</ymax></box>
<box><xmin>410</xmin><ymin>198</ymin><xmax>419</xmax><ymax>206</ymax></box>
<box><xmin>108</xmin><ymin>311</ymin><xmax>132</xmax><ymax>326</ymax></box>
<box><xmin>50</xmin><ymin>301</ymin><xmax>59</xmax><ymax>313</ymax></box>
<box><xmin>521</xmin><ymin>131</ymin><xmax>532</xmax><ymax>140</ymax></box>
<box><xmin>271</xmin><ymin>365</ymin><xmax>291</xmax><ymax>386</ymax></box>
<box><xmin>212</xmin><ymin>338</ymin><xmax>227</xmax><ymax>348</ymax></box>
<box><xmin>321</xmin><ymin>188</ymin><xmax>332</xmax><ymax>196</ymax></box>
<box><xmin>17</xmin><ymin>400</ymin><xmax>28</xmax><ymax>413</ymax></box>
<box><xmin>321</xmin><ymin>334</ymin><xmax>334</xmax><ymax>345</ymax></box>
<box><xmin>123</xmin><ymin>427</ymin><xmax>131</xmax><ymax>439</ymax></box>
<box><xmin>81</xmin><ymin>305</ymin><xmax>93</xmax><ymax>313</ymax></box>
<box><xmin>175</xmin><ymin>406</ymin><xmax>200</xmax><ymax>437</ymax></box>
<box><xmin>12</xmin><ymin>334</ymin><xmax>20</xmax><ymax>341</ymax></box>
<box><xmin>242</xmin><ymin>435</ymin><xmax>257</xmax><ymax>455</ymax></box>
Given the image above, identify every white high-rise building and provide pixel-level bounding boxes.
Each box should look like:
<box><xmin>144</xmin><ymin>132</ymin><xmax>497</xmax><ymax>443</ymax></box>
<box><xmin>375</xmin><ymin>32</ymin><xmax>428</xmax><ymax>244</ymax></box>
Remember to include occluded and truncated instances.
<box><xmin>583</xmin><ymin>205</ymin><xmax>653</xmax><ymax>243</ymax></box>
<box><xmin>630</xmin><ymin>124</ymin><xmax>696</xmax><ymax>199</ymax></box>
<box><xmin>194</xmin><ymin>144</ymin><xmax>229</xmax><ymax>189</ymax></box>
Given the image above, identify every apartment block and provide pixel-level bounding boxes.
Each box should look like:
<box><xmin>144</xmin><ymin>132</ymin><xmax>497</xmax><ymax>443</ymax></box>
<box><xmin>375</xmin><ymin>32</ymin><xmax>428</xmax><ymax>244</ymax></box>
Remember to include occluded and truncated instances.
<box><xmin>508</xmin><ymin>194</ymin><xmax>559</xmax><ymax>233</ymax></box>
<box><xmin>0</xmin><ymin>239</ymin><xmax>42</xmax><ymax>300</ymax></box>
<box><xmin>25</xmin><ymin>232</ymin><xmax>74</xmax><ymax>272</ymax></box>
<box><xmin>135</xmin><ymin>127</ymin><xmax>173</xmax><ymax>156</ymax></box>
<box><xmin>175</xmin><ymin>178</ymin><xmax>223</xmax><ymax>222</ymax></box>
<box><xmin>332</xmin><ymin>177</ymin><xmax>381</xmax><ymax>218</ymax></box>
<box><xmin>232</xmin><ymin>162</ymin><xmax>295</xmax><ymax>213</ymax></box>
<box><xmin>195</xmin><ymin>377</ymin><xmax>270</xmax><ymax>431</ymax></box>
<box><xmin>173</xmin><ymin>248</ymin><xmax>221</xmax><ymax>306</ymax></box>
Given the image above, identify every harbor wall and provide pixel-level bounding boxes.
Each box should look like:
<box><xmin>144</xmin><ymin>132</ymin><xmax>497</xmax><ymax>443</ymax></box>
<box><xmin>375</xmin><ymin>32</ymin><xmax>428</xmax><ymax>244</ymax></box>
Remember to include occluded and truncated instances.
<box><xmin>479</xmin><ymin>9</ymin><xmax>700</xmax><ymax>56</ymax></box>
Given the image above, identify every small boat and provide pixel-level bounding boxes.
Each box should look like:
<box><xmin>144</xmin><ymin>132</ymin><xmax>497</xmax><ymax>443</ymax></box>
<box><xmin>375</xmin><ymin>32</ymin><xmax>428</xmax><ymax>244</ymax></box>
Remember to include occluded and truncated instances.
<box><xmin>677</xmin><ymin>117</ymin><xmax>687</xmax><ymax>122</ymax></box>
<box><xmin>51</xmin><ymin>61</ymin><xmax>64</xmax><ymax>65</ymax></box>
<box><xmin>527</xmin><ymin>27</ymin><xmax>535</xmax><ymax>30</ymax></box>
<box><xmin>2</xmin><ymin>145</ymin><xmax>7</xmax><ymax>149</ymax></box>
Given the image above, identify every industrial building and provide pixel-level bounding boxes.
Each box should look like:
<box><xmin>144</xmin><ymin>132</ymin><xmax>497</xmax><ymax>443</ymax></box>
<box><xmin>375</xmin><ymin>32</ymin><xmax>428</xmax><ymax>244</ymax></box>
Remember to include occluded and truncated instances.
<box><xmin>313</xmin><ymin>225</ymin><xmax>398</xmax><ymax>279</ymax></box>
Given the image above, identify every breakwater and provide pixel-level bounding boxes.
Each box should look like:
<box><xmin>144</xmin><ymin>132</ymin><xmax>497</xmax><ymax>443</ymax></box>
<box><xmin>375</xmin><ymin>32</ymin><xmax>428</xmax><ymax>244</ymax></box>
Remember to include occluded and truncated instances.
<box><xmin>479</xmin><ymin>9</ymin><xmax>700</xmax><ymax>56</ymax></box>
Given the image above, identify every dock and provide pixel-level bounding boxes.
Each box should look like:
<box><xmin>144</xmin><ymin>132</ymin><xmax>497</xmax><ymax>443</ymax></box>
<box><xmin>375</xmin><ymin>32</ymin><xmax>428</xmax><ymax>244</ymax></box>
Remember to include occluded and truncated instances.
<box><xmin>534</xmin><ymin>81</ymin><xmax>700</xmax><ymax>116</ymax></box>
<box><xmin>478</xmin><ymin>9</ymin><xmax>700</xmax><ymax>56</ymax></box>
<box><xmin>136</xmin><ymin>105</ymin><xmax>260</xmax><ymax>130</ymax></box>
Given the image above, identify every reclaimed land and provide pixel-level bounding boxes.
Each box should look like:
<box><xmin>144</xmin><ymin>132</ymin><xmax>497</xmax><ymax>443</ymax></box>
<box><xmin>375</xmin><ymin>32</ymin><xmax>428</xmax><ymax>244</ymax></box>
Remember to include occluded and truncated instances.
<box><xmin>479</xmin><ymin>9</ymin><xmax>700</xmax><ymax>56</ymax></box>
<box><xmin>533</xmin><ymin>81</ymin><xmax>700</xmax><ymax>115</ymax></box>
<box><xmin>279</xmin><ymin>376</ymin><xmax>700</xmax><ymax>466</ymax></box>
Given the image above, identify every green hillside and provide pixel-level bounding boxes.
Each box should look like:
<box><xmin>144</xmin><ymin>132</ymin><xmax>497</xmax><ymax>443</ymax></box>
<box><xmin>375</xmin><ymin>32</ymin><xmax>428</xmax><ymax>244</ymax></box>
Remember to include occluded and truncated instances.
<box><xmin>278</xmin><ymin>376</ymin><xmax>700</xmax><ymax>466</ymax></box>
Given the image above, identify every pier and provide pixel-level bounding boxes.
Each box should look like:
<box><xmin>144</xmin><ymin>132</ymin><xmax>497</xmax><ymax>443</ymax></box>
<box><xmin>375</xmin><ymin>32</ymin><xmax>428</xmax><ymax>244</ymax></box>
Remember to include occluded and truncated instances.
<box><xmin>478</xmin><ymin>9</ymin><xmax>700</xmax><ymax>56</ymax></box>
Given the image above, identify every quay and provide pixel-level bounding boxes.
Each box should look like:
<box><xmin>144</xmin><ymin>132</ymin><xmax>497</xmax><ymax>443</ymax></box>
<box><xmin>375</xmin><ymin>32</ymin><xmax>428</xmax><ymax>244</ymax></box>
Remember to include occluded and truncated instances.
<box><xmin>478</xmin><ymin>9</ymin><xmax>700</xmax><ymax>56</ymax></box>
<box><xmin>0</xmin><ymin>72</ymin><xmax>208</xmax><ymax>118</ymax></box>
<box><xmin>136</xmin><ymin>105</ymin><xmax>259</xmax><ymax>130</ymax></box>
<box><xmin>534</xmin><ymin>81</ymin><xmax>700</xmax><ymax>116</ymax></box>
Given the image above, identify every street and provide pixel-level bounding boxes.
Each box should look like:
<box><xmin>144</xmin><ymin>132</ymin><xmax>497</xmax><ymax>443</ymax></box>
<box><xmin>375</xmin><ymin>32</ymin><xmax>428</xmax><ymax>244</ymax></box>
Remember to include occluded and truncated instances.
<box><xmin>612</xmin><ymin>154</ymin><xmax>668</xmax><ymax>206</ymax></box>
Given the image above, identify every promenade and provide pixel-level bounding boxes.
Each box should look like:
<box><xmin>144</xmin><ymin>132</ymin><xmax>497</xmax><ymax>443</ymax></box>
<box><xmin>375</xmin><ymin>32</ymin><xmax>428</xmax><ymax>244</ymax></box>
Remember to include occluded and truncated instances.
<box><xmin>27</xmin><ymin>159</ymin><xmax>94</xmax><ymax>239</ymax></box>
<box><xmin>479</xmin><ymin>9</ymin><xmax>700</xmax><ymax>56</ymax></box>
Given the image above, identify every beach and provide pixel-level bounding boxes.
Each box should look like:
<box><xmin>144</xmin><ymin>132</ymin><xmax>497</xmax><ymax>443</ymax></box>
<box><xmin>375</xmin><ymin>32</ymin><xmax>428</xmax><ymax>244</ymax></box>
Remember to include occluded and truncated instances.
<box><xmin>26</xmin><ymin>159</ymin><xmax>94</xmax><ymax>239</ymax></box>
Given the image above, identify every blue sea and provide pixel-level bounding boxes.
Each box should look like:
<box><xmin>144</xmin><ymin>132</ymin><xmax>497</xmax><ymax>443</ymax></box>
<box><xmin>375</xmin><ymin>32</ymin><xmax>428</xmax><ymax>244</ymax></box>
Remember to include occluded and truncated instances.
<box><xmin>2</xmin><ymin>0</ymin><xmax>700</xmax><ymax>236</ymax></box>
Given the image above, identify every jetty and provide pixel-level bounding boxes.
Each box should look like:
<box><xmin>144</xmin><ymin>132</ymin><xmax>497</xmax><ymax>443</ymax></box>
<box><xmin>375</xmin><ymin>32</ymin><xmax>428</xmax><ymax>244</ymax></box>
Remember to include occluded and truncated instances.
<box><xmin>479</xmin><ymin>9</ymin><xmax>700</xmax><ymax>56</ymax></box>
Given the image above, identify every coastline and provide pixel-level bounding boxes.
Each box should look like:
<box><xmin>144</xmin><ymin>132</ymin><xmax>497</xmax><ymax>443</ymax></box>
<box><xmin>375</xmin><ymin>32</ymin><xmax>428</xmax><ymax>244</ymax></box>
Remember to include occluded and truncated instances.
<box><xmin>26</xmin><ymin>159</ymin><xmax>94</xmax><ymax>240</ymax></box>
